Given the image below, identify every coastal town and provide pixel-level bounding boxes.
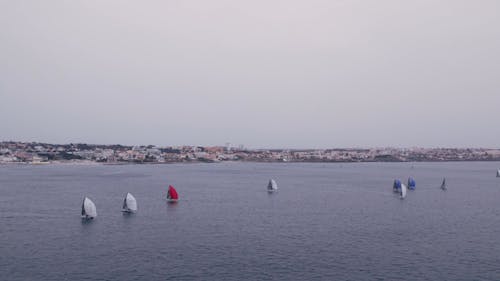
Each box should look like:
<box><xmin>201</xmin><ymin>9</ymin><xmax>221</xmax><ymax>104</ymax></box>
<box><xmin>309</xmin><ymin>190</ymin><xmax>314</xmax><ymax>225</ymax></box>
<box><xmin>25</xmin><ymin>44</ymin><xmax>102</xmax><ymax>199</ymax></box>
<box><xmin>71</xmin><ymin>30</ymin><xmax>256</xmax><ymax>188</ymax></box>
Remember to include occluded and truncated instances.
<box><xmin>1</xmin><ymin>141</ymin><xmax>499</xmax><ymax>164</ymax></box>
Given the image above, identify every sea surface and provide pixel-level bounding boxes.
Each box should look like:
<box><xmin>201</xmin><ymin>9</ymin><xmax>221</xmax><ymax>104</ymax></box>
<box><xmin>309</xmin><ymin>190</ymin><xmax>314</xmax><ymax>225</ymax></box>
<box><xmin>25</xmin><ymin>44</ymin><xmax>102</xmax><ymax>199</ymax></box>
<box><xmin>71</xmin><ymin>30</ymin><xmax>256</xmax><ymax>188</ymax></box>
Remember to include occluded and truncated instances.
<box><xmin>1</xmin><ymin>162</ymin><xmax>500</xmax><ymax>281</ymax></box>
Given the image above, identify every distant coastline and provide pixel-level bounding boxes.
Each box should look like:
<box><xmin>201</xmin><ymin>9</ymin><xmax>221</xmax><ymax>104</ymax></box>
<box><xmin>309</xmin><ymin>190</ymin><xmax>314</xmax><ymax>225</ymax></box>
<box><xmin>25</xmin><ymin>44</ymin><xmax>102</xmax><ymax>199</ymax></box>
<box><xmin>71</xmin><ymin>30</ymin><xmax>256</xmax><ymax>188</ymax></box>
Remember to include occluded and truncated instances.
<box><xmin>1</xmin><ymin>141</ymin><xmax>500</xmax><ymax>165</ymax></box>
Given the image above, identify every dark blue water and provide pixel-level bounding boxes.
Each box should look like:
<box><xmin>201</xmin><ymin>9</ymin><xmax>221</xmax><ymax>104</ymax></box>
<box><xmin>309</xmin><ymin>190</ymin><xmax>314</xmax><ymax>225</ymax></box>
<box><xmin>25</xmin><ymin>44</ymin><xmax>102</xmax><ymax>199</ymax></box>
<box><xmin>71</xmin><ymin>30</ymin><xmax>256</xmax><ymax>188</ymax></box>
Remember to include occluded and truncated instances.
<box><xmin>1</xmin><ymin>162</ymin><xmax>500</xmax><ymax>280</ymax></box>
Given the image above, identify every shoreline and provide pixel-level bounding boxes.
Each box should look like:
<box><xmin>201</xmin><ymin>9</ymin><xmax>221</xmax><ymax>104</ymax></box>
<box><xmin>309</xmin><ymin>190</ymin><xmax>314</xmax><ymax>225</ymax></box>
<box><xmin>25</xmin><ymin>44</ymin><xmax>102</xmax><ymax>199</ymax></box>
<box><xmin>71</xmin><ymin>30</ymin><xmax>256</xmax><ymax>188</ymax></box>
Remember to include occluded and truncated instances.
<box><xmin>2</xmin><ymin>159</ymin><xmax>500</xmax><ymax>166</ymax></box>
<box><xmin>3</xmin><ymin>142</ymin><xmax>500</xmax><ymax>164</ymax></box>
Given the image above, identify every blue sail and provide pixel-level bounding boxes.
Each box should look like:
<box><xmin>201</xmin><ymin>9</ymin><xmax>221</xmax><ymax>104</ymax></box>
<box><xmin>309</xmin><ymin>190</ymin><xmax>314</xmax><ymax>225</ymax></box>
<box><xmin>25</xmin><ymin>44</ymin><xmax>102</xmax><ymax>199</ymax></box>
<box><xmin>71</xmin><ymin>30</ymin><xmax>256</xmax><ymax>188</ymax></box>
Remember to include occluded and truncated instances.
<box><xmin>393</xmin><ymin>179</ymin><xmax>402</xmax><ymax>193</ymax></box>
<box><xmin>407</xmin><ymin>177</ymin><xmax>416</xmax><ymax>190</ymax></box>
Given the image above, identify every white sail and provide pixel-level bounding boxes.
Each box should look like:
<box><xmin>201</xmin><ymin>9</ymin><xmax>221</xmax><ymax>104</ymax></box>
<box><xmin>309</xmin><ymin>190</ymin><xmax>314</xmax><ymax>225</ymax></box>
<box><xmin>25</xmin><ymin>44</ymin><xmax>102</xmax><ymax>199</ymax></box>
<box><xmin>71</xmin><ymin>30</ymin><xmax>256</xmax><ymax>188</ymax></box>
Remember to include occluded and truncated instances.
<box><xmin>497</xmin><ymin>169</ymin><xmax>500</xmax><ymax>177</ymax></box>
<box><xmin>81</xmin><ymin>197</ymin><xmax>97</xmax><ymax>219</ymax></box>
<box><xmin>267</xmin><ymin>179</ymin><xmax>278</xmax><ymax>192</ymax></box>
<box><xmin>122</xmin><ymin>193</ymin><xmax>137</xmax><ymax>213</ymax></box>
<box><xmin>400</xmin><ymin>183</ymin><xmax>407</xmax><ymax>199</ymax></box>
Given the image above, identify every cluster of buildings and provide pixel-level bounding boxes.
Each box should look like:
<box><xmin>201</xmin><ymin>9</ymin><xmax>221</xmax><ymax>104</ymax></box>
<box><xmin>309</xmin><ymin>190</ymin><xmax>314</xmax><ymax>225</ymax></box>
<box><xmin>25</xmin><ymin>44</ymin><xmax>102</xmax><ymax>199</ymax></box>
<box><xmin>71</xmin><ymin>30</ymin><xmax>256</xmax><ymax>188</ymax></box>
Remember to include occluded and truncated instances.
<box><xmin>1</xmin><ymin>141</ymin><xmax>499</xmax><ymax>164</ymax></box>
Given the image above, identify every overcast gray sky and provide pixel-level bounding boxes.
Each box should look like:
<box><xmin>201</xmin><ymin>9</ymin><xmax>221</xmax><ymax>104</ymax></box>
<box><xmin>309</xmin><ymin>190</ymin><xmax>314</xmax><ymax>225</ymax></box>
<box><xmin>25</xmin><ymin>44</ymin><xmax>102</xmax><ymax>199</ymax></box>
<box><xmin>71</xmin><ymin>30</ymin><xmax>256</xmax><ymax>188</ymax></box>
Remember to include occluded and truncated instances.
<box><xmin>1</xmin><ymin>0</ymin><xmax>499</xmax><ymax>148</ymax></box>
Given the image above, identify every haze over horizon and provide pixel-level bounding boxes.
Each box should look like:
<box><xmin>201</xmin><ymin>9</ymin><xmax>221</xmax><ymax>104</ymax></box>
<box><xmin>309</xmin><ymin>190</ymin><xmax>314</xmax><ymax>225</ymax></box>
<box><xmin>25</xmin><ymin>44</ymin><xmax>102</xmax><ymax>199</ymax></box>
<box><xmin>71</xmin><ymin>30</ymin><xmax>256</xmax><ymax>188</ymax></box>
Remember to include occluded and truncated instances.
<box><xmin>1</xmin><ymin>1</ymin><xmax>499</xmax><ymax>149</ymax></box>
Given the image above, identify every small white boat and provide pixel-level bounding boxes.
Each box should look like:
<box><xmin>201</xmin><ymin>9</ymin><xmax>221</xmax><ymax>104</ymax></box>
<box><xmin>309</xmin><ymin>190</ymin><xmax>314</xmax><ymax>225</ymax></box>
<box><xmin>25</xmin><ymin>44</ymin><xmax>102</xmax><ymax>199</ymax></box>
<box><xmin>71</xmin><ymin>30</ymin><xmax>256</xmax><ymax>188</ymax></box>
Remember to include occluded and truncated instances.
<box><xmin>440</xmin><ymin>178</ymin><xmax>447</xmax><ymax>190</ymax></box>
<box><xmin>122</xmin><ymin>193</ymin><xmax>137</xmax><ymax>213</ymax></box>
<box><xmin>267</xmin><ymin>179</ymin><xmax>278</xmax><ymax>192</ymax></box>
<box><xmin>81</xmin><ymin>197</ymin><xmax>97</xmax><ymax>220</ymax></box>
<box><xmin>400</xmin><ymin>183</ymin><xmax>407</xmax><ymax>199</ymax></box>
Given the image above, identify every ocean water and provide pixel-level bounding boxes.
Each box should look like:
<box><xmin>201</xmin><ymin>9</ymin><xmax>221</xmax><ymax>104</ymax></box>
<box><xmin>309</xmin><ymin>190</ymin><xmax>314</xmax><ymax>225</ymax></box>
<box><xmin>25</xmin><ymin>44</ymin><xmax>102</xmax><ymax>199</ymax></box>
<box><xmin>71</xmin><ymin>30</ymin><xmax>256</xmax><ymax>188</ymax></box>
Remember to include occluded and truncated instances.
<box><xmin>1</xmin><ymin>162</ymin><xmax>500</xmax><ymax>281</ymax></box>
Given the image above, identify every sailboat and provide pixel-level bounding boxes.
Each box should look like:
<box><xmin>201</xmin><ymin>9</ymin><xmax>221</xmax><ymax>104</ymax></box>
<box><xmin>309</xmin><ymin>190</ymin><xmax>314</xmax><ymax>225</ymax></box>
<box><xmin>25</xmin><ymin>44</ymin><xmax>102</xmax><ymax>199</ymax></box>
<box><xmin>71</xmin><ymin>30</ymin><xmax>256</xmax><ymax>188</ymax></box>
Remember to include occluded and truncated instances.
<box><xmin>122</xmin><ymin>193</ymin><xmax>137</xmax><ymax>213</ymax></box>
<box><xmin>407</xmin><ymin>177</ymin><xmax>416</xmax><ymax>190</ymax></box>
<box><xmin>393</xmin><ymin>179</ymin><xmax>401</xmax><ymax>193</ymax></box>
<box><xmin>440</xmin><ymin>178</ymin><xmax>447</xmax><ymax>190</ymax></box>
<box><xmin>497</xmin><ymin>169</ymin><xmax>500</xmax><ymax>177</ymax></box>
<box><xmin>267</xmin><ymin>179</ymin><xmax>278</xmax><ymax>192</ymax></box>
<box><xmin>400</xmin><ymin>183</ymin><xmax>407</xmax><ymax>199</ymax></box>
<box><xmin>81</xmin><ymin>197</ymin><xmax>97</xmax><ymax>220</ymax></box>
<box><xmin>167</xmin><ymin>185</ymin><xmax>179</xmax><ymax>202</ymax></box>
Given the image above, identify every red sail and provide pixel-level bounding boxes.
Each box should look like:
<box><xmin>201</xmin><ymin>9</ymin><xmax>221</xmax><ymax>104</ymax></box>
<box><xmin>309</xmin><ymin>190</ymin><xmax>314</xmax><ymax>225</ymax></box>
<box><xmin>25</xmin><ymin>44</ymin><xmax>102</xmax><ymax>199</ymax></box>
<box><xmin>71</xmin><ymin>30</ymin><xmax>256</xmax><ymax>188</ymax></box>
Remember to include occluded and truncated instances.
<box><xmin>168</xmin><ymin>185</ymin><xmax>179</xmax><ymax>200</ymax></box>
